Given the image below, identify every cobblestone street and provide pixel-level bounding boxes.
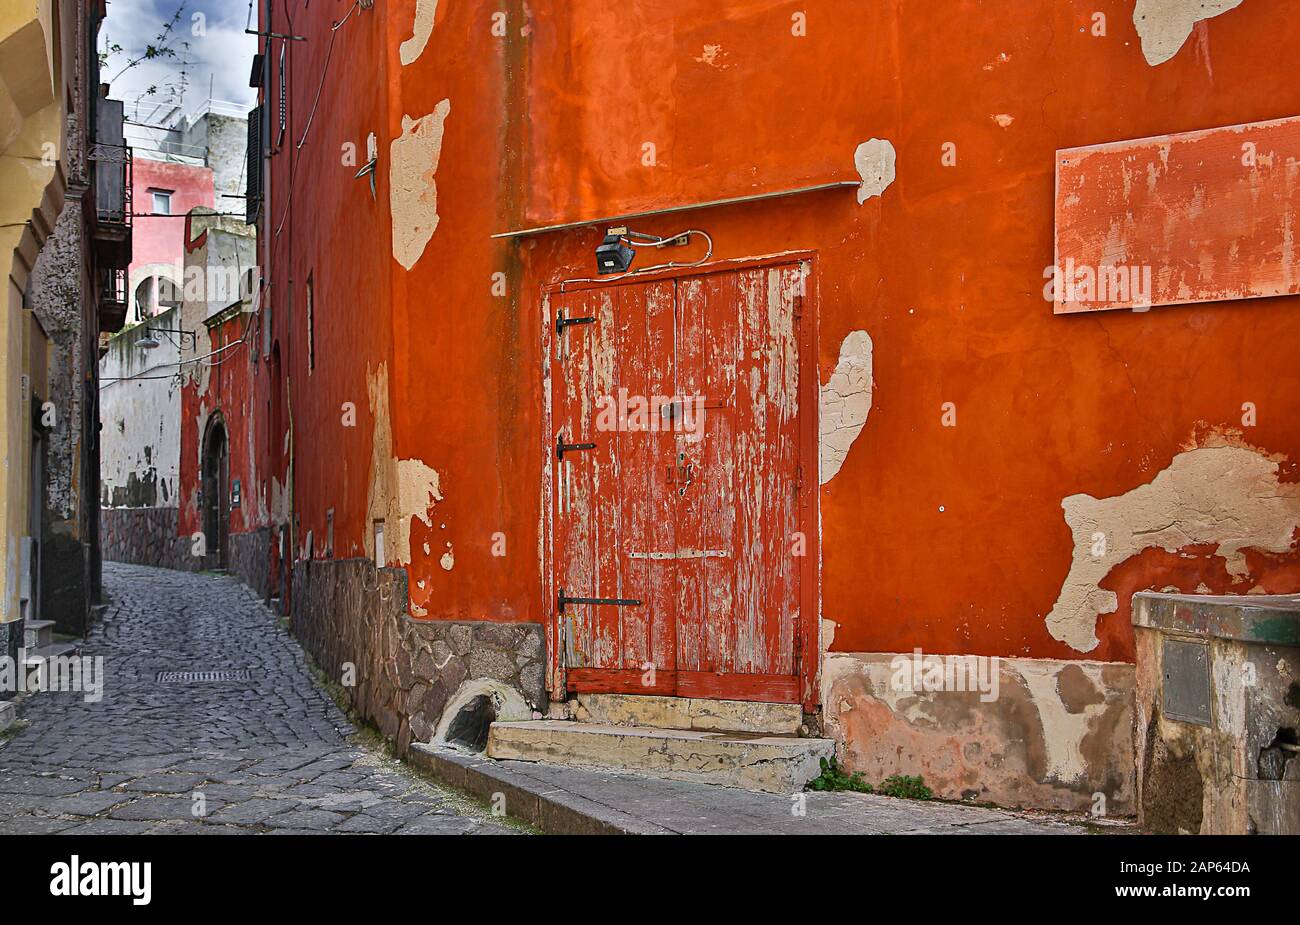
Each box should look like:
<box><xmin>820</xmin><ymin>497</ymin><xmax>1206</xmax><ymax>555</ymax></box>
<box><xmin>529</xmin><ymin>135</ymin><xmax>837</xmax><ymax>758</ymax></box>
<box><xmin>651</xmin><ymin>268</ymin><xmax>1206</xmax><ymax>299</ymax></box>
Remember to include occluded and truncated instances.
<box><xmin>0</xmin><ymin>563</ymin><xmax>517</xmax><ymax>834</ymax></box>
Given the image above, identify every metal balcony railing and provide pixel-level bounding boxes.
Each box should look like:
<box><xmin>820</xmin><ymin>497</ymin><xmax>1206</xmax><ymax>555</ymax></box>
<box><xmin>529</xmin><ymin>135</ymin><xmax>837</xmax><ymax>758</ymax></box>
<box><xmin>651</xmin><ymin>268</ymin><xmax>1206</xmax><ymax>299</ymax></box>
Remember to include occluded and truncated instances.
<box><xmin>99</xmin><ymin>265</ymin><xmax>127</xmax><ymax>308</ymax></box>
<box><xmin>89</xmin><ymin>141</ymin><xmax>133</xmax><ymax>232</ymax></box>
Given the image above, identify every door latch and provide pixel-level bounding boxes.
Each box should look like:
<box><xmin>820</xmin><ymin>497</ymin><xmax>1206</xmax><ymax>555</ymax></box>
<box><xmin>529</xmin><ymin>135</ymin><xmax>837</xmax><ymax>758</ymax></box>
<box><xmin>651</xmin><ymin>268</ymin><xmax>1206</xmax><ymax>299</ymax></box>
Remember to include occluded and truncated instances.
<box><xmin>558</xmin><ymin>587</ymin><xmax>643</xmax><ymax>613</ymax></box>
<box><xmin>556</xmin><ymin>433</ymin><xmax>597</xmax><ymax>460</ymax></box>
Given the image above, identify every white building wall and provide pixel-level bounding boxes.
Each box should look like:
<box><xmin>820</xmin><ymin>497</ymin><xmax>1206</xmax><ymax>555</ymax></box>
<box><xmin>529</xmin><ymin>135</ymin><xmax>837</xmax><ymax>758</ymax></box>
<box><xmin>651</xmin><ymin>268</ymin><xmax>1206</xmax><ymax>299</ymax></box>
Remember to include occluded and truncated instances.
<box><xmin>99</xmin><ymin>306</ymin><xmax>182</xmax><ymax>508</ymax></box>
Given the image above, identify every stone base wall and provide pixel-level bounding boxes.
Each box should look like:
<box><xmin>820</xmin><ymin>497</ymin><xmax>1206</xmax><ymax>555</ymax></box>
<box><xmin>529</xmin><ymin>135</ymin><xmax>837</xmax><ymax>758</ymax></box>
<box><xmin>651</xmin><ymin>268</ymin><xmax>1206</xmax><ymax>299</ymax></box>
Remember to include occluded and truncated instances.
<box><xmin>229</xmin><ymin>528</ymin><xmax>270</xmax><ymax>600</ymax></box>
<box><xmin>291</xmin><ymin>557</ymin><xmax>545</xmax><ymax>756</ymax></box>
<box><xmin>98</xmin><ymin>507</ymin><xmax>196</xmax><ymax>573</ymax></box>
<box><xmin>100</xmin><ymin>510</ymin><xmax>269</xmax><ymax>597</ymax></box>
<box><xmin>0</xmin><ymin>619</ymin><xmax>21</xmax><ymax>700</ymax></box>
<box><xmin>823</xmin><ymin>651</ymin><xmax>1135</xmax><ymax>814</ymax></box>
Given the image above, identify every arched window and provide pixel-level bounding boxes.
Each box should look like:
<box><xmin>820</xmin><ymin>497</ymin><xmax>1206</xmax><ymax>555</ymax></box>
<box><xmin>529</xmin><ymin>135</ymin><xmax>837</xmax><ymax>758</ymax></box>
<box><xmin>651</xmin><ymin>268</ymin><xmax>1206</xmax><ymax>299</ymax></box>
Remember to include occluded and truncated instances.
<box><xmin>133</xmin><ymin>277</ymin><xmax>153</xmax><ymax>322</ymax></box>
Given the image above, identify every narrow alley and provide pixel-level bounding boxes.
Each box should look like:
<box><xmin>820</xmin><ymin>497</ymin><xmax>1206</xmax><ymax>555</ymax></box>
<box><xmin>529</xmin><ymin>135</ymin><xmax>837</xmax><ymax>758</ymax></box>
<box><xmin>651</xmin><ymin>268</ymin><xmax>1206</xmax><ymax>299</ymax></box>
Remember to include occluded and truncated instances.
<box><xmin>0</xmin><ymin>564</ymin><xmax>514</xmax><ymax>835</ymax></box>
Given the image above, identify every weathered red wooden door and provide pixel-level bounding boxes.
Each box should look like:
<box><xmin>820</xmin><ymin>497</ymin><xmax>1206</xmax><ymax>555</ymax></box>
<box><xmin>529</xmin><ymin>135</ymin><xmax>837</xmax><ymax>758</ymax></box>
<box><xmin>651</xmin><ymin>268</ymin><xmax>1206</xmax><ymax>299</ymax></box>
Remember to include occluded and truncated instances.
<box><xmin>550</xmin><ymin>261</ymin><xmax>809</xmax><ymax>704</ymax></box>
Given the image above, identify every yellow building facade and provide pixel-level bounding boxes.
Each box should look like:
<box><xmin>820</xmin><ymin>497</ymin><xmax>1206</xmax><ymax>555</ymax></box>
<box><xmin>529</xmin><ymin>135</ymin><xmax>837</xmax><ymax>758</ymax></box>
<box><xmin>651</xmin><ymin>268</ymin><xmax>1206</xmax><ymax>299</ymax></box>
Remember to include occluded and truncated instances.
<box><xmin>1</xmin><ymin>0</ymin><xmax>66</xmax><ymax>651</ymax></box>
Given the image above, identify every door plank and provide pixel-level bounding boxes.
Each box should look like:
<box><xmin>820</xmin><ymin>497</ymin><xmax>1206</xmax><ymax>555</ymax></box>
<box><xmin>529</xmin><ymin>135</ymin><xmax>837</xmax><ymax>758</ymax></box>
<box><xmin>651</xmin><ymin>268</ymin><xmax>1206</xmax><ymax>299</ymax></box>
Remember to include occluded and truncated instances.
<box><xmin>766</xmin><ymin>265</ymin><xmax>802</xmax><ymax>676</ymax></box>
<box><xmin>733</xmin><ymin>267</ymin><xmax>769</xmax><ymax>674</ymax></box>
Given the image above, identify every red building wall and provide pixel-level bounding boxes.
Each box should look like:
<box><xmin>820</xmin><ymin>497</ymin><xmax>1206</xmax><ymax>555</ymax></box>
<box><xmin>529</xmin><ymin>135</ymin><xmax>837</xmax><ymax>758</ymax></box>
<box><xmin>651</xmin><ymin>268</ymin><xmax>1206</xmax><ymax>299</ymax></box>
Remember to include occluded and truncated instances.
<box><xmin>174</xmin><ymin>216</ymin><xmax>268</xmax><ymax>596</ymax></box>
<box><xmin>257</xmin><ymin>0</ymin><xmax>1300</xmax><ymax>807</ymax></box>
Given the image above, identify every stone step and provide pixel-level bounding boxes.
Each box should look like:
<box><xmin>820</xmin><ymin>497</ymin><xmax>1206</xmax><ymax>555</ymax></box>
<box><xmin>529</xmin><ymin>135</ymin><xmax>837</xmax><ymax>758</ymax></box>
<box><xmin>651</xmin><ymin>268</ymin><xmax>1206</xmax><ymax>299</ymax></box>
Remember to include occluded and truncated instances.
<box><xmin>487</xmin><ymin>720</ymin><xmax>834</xmax><ymax>794</ymax></box>
<box><xmin>22</xmin><ymin>620</ymin><xmax>54</xmax><ymax>650</ymax></box>
<box><xmin>22</xmin><ymin>641</ymin><xmax>80</xmax><ymax>667</ymax></box>
<box><xmin>0</xmin><ymin>700</ymin><xmax>14</xmax><ymax>733</ymax></box>
<box><xmin>573</xmin><ymin>693</ymin><xmax>803</xmax><ymax>735</ymax></box>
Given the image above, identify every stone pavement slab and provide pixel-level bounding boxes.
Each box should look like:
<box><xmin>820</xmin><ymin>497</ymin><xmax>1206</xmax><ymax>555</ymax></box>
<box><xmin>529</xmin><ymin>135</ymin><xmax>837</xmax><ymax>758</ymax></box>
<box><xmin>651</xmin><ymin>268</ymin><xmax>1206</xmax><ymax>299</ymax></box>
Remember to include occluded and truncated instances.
<box><xmin>410</xmin><ymin>744</ymin><xmax>1092</xmax><ymax>835</ymax></box>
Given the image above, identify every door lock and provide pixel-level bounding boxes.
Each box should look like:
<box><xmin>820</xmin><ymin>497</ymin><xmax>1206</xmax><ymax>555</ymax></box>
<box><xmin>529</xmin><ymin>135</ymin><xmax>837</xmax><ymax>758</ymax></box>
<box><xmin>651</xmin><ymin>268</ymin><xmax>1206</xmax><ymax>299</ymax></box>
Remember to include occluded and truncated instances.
<box><xmin>678</xmin><ymin>463</ymin><xmax>694</xmax><ymax>496</ymax></box>
<box><xmin>666</xmin><ymin>463</ymin><xmax>694</xmax><ymax>487</ymax></box>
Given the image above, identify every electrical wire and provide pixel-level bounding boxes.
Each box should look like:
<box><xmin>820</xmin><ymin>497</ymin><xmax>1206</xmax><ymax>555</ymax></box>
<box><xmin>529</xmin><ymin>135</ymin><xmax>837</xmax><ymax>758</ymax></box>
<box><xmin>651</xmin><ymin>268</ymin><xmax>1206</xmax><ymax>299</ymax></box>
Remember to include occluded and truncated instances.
<box><xmin>273</xmin><ymin>0</ymin><xmax>364</xmax><ymax>239</ymax></box>
<box><xmin>99</xmin><ymin>311</ymin><xmax>256</xmax><ymax>389</ymax></box>
<box><xmin>559</xmin><ymin>229</ymin><xmax>715</xmax><ymax>291</ymax></box>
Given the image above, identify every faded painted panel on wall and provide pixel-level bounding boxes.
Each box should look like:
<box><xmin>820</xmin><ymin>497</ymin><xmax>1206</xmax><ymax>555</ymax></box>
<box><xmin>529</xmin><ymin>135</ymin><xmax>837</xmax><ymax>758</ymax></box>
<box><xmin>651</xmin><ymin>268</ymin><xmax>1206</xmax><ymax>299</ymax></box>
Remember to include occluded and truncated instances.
<box><xmin>1054</xmin><ymin>116</ymin><xmax>1300</xmax><ymax>314</ymax></box>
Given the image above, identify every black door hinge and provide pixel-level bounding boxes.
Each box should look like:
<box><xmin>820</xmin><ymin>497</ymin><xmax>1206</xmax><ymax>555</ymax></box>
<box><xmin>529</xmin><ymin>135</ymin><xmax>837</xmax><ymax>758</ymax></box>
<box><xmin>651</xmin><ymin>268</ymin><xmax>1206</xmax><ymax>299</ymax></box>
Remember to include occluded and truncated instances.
<box><xmin>558</xmin><ymin>587</ymin><xmax>643</xmax><ymax>614</ymax></box>
<box><xmin>556</xmin><ymin>309</ymin><xmax>596</xmax><ymax>337</ymax></box>
<box><xmin>556</xmin><ymin>433</ymin><xmax>596</xmax><ymax>460</ymax></box>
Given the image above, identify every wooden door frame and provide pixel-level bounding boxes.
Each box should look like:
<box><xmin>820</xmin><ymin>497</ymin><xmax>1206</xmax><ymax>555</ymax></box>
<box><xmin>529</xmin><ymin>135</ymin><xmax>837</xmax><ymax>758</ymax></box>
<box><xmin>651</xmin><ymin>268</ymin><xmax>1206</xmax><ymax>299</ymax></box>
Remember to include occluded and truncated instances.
<box><xmin>540</xmin><ymin>251</ymin><xmax>822</xmax><ymax>711</ymax></box>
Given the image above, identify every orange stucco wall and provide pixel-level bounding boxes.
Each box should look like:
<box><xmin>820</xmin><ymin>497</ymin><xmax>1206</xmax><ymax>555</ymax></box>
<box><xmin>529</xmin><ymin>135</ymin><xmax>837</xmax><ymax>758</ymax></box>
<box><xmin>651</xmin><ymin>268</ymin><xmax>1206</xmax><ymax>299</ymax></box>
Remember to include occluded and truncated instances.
<box><xmin>260</xmin><ymin>0</ymin><xmax>1300</xmax><ymax>674</ymax></box>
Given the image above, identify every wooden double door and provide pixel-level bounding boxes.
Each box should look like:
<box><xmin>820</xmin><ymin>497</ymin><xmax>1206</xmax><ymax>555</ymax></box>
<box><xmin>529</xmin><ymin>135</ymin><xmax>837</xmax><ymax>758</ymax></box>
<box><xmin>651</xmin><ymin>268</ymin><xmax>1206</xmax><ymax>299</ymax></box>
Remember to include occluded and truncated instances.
<box><xmin>547</xmin><ymin>260</ymin><xmax>815</xmax><ymax>705</ymax></box>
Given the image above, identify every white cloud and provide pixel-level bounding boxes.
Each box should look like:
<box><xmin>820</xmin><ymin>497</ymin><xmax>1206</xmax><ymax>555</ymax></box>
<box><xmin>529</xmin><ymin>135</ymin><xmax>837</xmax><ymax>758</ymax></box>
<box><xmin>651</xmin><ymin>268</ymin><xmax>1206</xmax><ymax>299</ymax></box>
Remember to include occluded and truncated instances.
<box><xmin>103</xmin><ymin>0</ymin><xmax>258</xmax><ymax>119</ymax></box>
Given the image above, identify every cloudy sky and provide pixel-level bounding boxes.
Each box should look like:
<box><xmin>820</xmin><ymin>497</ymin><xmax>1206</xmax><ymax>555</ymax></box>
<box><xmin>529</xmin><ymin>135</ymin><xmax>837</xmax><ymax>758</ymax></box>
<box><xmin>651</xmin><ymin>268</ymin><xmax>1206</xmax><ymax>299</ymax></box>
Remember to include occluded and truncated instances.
<box><xmin>102</xmin><ymin>0</ymin><xmax>258</xmax><ymax>119</ymax></box>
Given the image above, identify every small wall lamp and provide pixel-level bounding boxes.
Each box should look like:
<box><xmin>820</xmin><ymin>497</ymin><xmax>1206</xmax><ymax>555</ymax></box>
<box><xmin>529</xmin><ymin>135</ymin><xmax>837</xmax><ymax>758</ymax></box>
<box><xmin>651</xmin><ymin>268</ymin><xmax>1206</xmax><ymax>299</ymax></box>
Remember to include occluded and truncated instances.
<box><xmin>138</xmin><ymin>326</ymin><xmax>197</xmax><ymax>351</ymax></box>
<box><xmin>595</xmin><ymin>226</ymin><xmax>712</xmax><ymax>276</ymax></box>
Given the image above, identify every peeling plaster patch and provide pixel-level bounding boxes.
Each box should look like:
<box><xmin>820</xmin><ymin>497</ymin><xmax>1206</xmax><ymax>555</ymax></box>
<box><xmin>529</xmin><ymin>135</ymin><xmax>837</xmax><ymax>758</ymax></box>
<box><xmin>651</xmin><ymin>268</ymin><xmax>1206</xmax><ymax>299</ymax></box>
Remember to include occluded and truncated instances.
<box><xmin>819</xmin><ymin>330</ymin><xmax>873</xmax><ymax>484</ymax></box>
<box><xmin>992</xmin><ymin>113</ymin><xmax>1015</xmax><ymax>128</ymax></box>
<box><xmin>399</xmin><ymin>0</ymin><xmax>439</xmax><ymax>66</ymax></box>
<box><xmin>1047</xmin><ymin>445</ymin><xmax>1300</xmax><ymax>652</ymax></box>
<box><xmin>364</xmin><ymin>363</ymin><xmax>445</xmax><ymax>567</ymax></box>
<box><xmin>390</xmin><ymin>99</ymin><xmax>451</xmax><ymax>271</ymax></box>
<box><xmin>820</xmin><ymin>652</ymin><xmax>1135</xmax><ymax>810</ymax></box>
<box><xmin>270</xmin><ymin>476</ymin><xmax>289</xmax><ymax>526</ymax></box>
<box><xmin>440</xmin><ymin>546</ymin><xmax>454</xmax><ymax>571</ymax></box>
<box><xmin>1018</xmin><ymin>662</ymin><xmax>1105</xmax><ymax>782</ymax></box>
<box><xmin>1132</xmin><ymin>0</ymin><xmax>1243</xmax><ymax>66</ymax></box>
<box><xmin>853</xmin><ymin>138</ymin><xmax>896</xmax><ymax>204</ymax></box>
<box><xmin>694</xmin><ymin>44</ymin><xmax>728</xmax><ymax>68</ymax></box>
<box><xmin>821</xmin><ymin>618</ymin><xmax>837</xmax><ymax>652</ymax></box>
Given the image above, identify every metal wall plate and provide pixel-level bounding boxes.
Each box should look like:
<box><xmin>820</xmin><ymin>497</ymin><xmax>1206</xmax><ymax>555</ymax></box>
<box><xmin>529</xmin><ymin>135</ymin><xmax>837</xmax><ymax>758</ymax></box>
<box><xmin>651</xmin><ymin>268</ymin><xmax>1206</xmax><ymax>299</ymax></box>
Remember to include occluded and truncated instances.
<box><xmin>1162</xmin><ymin>639</ymin><xmax>1212</xmax><ymax>726</ymax></box>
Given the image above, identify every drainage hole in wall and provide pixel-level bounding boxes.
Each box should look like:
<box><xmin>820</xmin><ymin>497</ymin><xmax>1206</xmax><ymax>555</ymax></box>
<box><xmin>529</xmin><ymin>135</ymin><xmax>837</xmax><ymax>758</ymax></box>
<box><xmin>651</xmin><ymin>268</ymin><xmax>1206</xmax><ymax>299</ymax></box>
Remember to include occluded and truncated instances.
<box><xmin>445</xmin><ymin>694</ymin><xmax>496</xmax><ymax>752</ymax></box>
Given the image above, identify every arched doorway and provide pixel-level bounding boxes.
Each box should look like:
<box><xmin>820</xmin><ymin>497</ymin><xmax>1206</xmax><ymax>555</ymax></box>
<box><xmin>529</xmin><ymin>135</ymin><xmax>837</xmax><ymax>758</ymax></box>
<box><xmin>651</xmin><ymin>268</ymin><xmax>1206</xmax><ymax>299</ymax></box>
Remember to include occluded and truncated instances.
<box><xmin>202</xmin><ymin>415</ymin><xmax>230</xmax><ymax>570</ymax></box>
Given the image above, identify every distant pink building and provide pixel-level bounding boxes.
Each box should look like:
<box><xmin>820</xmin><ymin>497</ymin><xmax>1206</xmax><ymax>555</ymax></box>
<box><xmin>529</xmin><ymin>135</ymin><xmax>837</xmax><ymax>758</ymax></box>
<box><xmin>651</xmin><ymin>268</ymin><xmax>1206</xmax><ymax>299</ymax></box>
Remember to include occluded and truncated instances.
<box><xmin>127</xmin><ymin>156</ymin><xmax>214</xmax><ymax>321</ymax></box>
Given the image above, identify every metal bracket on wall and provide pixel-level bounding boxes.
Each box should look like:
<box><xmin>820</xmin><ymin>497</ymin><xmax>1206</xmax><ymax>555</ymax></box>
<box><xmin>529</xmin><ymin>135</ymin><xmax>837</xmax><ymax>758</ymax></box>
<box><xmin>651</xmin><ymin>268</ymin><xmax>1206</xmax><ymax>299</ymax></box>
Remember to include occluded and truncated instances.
<box><xmin>492</xmin><ymin>179</ymin><xmax>861</xmax><ymax>240</ymax></box>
